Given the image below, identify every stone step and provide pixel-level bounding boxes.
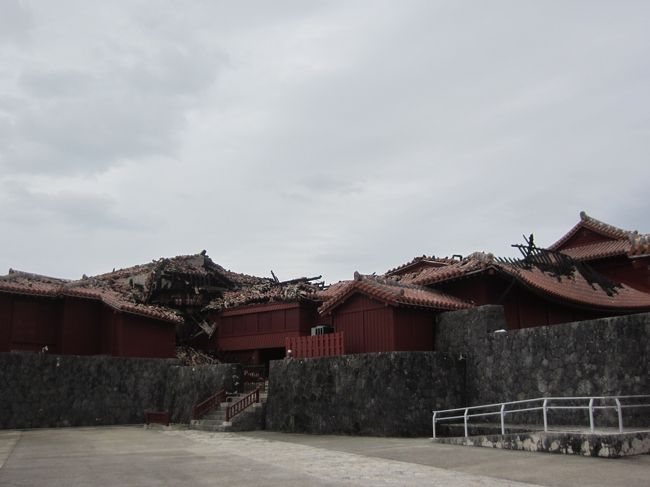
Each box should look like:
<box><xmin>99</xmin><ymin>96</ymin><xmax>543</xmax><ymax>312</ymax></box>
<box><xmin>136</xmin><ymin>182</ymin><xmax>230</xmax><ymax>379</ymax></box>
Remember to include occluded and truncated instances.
<box><xmin>190</xmin><ymin>421</ymin><xmax>233</xmax><ymax>432</ymax></box>
<box><xmin>195</xmin><ymin>419</ymin><xmax>227</xmax><ymax>426</ymax></box>
<box><xmin>189</xmin><ymin>396</ymin><xmax>265</xmax><ymax>433</ymax></box>
<box><xmin>203</xmin><ymin>413</ymin><xmax>225</xmax><ymax>421</ymax></box>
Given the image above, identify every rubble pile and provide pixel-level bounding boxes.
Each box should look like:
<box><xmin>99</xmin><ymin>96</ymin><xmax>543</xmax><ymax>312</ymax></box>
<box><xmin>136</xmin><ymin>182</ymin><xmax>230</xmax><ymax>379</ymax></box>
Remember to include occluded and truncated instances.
<box><xmin>207</xmin><ymin>280</ymin><xmax>321</xmax><ymax>311</ymax></box>
<box><xmin>175</xmin><ymin>346</ymin><xmax>220</xmax><ymax>366</ymax></box>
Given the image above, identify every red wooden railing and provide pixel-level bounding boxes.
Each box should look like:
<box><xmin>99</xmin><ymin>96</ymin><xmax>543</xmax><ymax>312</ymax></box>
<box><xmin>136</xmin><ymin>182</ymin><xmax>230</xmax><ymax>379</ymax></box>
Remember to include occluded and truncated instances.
<box><xmin>191</xmin><ymin>388</ymin><xmax>226</xmax><ymax>420</ymax></box>
<box><xmin>286</xmin><ymin>332</ymin><xmax>345</xmax><ymax>359</ymax></box>
<box><xmin>225</xmin><ymin>388</ymin><xmax>260</xmax><ymax>421</ymax></box>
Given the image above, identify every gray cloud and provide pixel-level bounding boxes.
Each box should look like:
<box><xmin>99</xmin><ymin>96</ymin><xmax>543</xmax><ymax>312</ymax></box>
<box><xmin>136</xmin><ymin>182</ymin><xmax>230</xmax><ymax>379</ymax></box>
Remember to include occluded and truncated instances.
<box><xmin>0</xmin><ymin>3</ymin><xmax>225</xmax><ymax>176</ymax></box>
<box><xmin>0</xmin><ymin>1</ymin><xmax>649</xmax><ymax>283</ymax></box>
<box><xmin>0</xmin><ymin>0</ymin><xmax>33</xmax><ymax>45</ymax></box>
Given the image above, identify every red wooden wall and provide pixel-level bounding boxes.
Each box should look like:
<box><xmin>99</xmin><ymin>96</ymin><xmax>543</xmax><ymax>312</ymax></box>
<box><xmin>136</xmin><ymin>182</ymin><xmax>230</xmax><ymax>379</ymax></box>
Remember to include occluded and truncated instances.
<box><xmin>0</xmin><ymin>293</ymin><xmax>176</xmax><ymax>358</ymax></box>
<box><xmin>331</xmin><ymin>294</ymin><xmax>394</xmax><ymax>354</ymax></box>
<box><xmin>438</xmin><ymin>274</ymin><xmax>606</xmax><ymax>330</ymax></box>
<box><xmin>60</xmin><ymin>297</ymin><xmax>103</xmax><ymax>355</ymax></box>
<box><xmin>329</xmin><ymin>294</ymin><xmax>437</xmax><ymax>354</ymax></box>
<box><xmin>216</xmin><ymin>302</ymin><xmax>317</xmax><ymax>352</ymax></box>
<box><xmin>393</xmin><ymin>308</ymin><xmax>435</xmax><ymax>351</ymax></box>
<box><xmin>8</xmin><ymin>296</ymin><xmax>61</xmax><ymax>352</ymax></box>
<box><xmin>118</xmin><ymin>314</ymin><xmax>176</xmax><ymax>358</ymax></box>
<box><xmin>0</xmin><ymin>294</ymin><xmax>10</xmax><ymax>352</ymax></box>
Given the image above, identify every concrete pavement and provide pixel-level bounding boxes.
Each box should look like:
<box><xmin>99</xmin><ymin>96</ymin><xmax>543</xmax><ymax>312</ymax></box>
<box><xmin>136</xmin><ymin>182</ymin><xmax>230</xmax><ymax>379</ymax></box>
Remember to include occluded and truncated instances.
<box><xmin>0</xmin><ymin>427</ymin><xmax>647</xmax><ymax>486</ymax></box>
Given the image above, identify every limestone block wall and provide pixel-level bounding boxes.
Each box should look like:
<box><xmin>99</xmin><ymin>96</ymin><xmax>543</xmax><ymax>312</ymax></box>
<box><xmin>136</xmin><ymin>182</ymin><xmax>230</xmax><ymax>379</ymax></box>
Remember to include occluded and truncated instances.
<box><xmin>266</xmin><ymin>352</ymin><xmax>464</xmax><ymax>437</ymax></box>
<box><xmin>0</xmin><ymin>352</ymin><xmax>240</xmax><ymax>429</ymax></box>
<box><xmin>266</xmin><ymin>308</ymin><xmax>649</xmax><ymax>437</ymax></box>
<box><xmin>436</xmin><ymin>308</ymin><xmax>650</xmax><ymax>403</ymax></box>
<box><xmin>437</xmin><ymin>307</ymin><xmax>650</xmax><ymax>427</ymax></box>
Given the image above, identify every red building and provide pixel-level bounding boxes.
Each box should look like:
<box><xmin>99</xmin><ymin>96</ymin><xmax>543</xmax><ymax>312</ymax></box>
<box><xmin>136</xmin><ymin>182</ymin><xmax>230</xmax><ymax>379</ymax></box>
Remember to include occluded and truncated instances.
<box><xmin>549</xmin><ymin>212</ymin><xmax>650</xmax><ymax>293</ymax></box>
<box><xmin>379</xmin><ymin>213</ymin><xmax>650</xmax><ymax>330</ymax></box>
<box><xmin>3</xmin><ymin>214</ymin><xmax>647</xmax><ymax>362</ymax></box>
<box><xmin>211</xmin><ymin>300</ymin><xmax>320</xmax><ymax>365</ymax></box>
<box><xmin>0</xmin><ymin>271</ymin><xmax>180</xmax><ymax>358</ymax></box>
<box><xmin>318</xmin><ymin>273</ymin><xmax>470</xmax><ymax>353</ymax></box>
<box><xmin>401</xmin><ymin>251</ymin><xmax>650</xmax><ymax>329</ymax></box>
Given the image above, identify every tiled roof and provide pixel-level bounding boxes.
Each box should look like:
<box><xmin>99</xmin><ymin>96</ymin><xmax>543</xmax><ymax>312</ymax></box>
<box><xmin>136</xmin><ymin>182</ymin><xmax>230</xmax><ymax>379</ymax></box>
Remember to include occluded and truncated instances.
<box><xmin>0</xmin><ymin>279</ymin><xmax>61</xmax><ymax>297</ymax></box>
<box><xmin>314</xmin><ymin>281</ymin><xmax>351</xmax><ymax>301</ymax></box>
<box><xmin>62</xmin><ymin>286</ymin><xmax>183</xmax><ymax>324</ymax></box>
<box><xmin>0</xmin><ymin>270</ymin><xmax>68</xmax><ymax>297</ymax></box>
<box><xmin>0</xmin><ymin>270</ymin><xmax>182</xmax><ymax>324</ymax></box>
<box><xmin>1</xmin><ymin>253</ymin><xmax>325</xmax><ymax>325</ymax></box>
<box><xmin>397</xmin><ymin>252</ymin><xmax>650</xmax><ymax>311</ymax></box>
<box><xmin>318</xmin><ymin>272</ymin><xmax>473</xmax><ymax>315</ymax></box>
<box><xmin>385</xmin><ymin>255</ymin><xmax>459</xmax><ymax>276</ymax></box>
<box><xmin>558</xmin><ymin>240</ymin><xmax>631</xmax><ymax>261</ymax></box>
<box><xmin>404</xmin><ymin>253</ymin><xmax>492</xmax><ymax>286</ymax></box>
<box><xmin>546</xmin><ymin>212</ymin><xmax>649</xmax><ymax>261</ymax></box>
<box><xmin>91</xmin><ymin>253</ymin><xmax>279</xmax><ymax>309</ymax></box>
<box><xmin>506</xmin><ymin>264</ymin><xmax>650</xmax><ymax>311</ymax></box>
<box><xmin>549</xmin><ymin>211</ymin><xmax>637</xmax><ymax>251</ymax></box>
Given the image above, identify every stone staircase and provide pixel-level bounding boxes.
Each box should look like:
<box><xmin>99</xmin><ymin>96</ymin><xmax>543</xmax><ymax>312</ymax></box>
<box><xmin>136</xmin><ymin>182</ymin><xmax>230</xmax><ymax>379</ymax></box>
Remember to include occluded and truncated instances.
<box><xmin>190</xmin><ymin>391</ymin><xmax>267</xmax><ymax>432</ymax></box>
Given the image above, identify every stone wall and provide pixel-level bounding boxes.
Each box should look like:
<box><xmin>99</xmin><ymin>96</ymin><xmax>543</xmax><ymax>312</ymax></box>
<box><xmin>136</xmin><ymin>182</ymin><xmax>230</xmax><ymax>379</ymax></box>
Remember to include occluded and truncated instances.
<box><xmin>266</xmin><ymin>352</ymin><xmax>464</xmax><ymax>437</ymax></box>
<box><xmin>437</xmin><ymin>307</ymin><xmax>650</xmax><ymax>427</ymax></box>
<box><xmin>266</xmin><ymin>308</ymin><xmax>649</xmax><ymax>437</ymax></box>
<box><xmin>0</xmin><ymin>352</ymin><xmax>240</xmax><ymax>429</ymax></box>
<box><xmin>437</xmin><ymin>308</ymin><xmax>650</xmax><ymax>403</ymax></box>
<box><xmin>435</xmin><ymin>430</ymin><xmax>650</xmax><ymax>458</ymax></box>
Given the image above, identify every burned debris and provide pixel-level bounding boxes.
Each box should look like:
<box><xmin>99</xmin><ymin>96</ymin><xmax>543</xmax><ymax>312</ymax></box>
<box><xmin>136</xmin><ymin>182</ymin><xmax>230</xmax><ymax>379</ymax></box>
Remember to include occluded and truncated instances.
<box><xmin>71</xmin><ymin>253</ymin><xmax>324</xmax><ymax>343</ymax></box>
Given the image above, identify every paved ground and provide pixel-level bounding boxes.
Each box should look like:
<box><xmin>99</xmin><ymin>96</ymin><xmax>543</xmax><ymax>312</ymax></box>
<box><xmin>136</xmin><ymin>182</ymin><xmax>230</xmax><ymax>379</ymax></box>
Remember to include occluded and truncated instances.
<box><xmin>0</xmin><ymin>427</ymin><xmax>648</xmax><ymax>486</ymax></box>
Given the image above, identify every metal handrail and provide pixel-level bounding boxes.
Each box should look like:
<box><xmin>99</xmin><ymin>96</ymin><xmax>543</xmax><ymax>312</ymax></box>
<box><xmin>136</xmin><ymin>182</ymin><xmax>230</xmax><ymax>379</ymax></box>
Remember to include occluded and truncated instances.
<box><xmin>431</xmin><ymin>395</ymin><xmax>650</xmax><ymax>439</ymax></box>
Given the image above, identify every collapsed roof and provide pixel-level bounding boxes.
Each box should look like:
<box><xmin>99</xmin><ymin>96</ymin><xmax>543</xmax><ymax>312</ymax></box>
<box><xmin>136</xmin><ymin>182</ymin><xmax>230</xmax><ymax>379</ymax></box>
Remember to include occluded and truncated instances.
<box><xmin>0</xmin><ymin>252</ymin><xmax>324</xmax><ymax>332</ymax></box>
<box><xmin>0</xmin><ymin>270</ymin><xmax>183</xmax><ymax>324</ymax></box>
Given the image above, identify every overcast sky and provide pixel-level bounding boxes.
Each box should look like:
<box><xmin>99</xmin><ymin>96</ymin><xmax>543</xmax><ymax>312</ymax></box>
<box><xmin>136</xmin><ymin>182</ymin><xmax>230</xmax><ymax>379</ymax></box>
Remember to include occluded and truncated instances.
<box><xmin>1</xmin><ymin>1</ymin><xmax>648</xmax><ymax>283</ymax></box>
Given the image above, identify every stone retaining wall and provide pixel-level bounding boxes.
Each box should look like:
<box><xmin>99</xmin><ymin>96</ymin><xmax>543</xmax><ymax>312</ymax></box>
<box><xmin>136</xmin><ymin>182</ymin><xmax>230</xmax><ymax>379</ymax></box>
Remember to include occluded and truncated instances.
<box><xmin>266</xmin><ymin>308</ymin><xmax>649</xmax><ymax>437</ymax></box>
<box><xmin>266</xmin><ymin>352</ymin><xmax>464</xmax><ymax>437</ymax></box>
<box><xmin>435</xmin><ymin>431</ymin><xmax>650</xmax><ymax>457</ymax></box>
<box><xmin>0</xmin><ymin>352</ymin><xmax>240</xmax><ymax>429</ymax></box>
<box><xmin>437</xmin><ymin>307</ymin><xmax>650</xmax><ymax>427</ymax></box>
<box><xmin>438</xmin><ymin>309</ymin><xmax>650</xmax><ymax>401</ymax></box>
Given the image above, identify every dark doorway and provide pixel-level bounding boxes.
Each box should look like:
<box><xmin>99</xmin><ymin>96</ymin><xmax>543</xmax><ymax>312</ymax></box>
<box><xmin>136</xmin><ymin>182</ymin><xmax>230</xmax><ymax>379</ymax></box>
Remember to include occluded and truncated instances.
<box><xmin>260</xmin><ymin>347</ymin><xmax>285</xmax><ymax>375</ymax></box>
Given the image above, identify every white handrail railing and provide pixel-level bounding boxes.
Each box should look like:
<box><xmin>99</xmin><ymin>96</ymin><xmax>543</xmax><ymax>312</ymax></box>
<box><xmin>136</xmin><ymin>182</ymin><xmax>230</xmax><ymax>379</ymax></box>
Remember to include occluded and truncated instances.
<box><xmin>431</xmin><ymin>395</ymin><xmax>650</xmax><ymax>439</ymax></box>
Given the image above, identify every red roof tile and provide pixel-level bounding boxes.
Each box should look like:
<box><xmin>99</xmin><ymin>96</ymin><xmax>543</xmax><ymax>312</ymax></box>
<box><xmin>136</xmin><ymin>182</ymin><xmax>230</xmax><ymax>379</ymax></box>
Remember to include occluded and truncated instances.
<box><xmin>318</xmin><ymin>273</ymin><xmax>473</xmax><ymax>315</ymax></box>
<box><xmin>385</xmin><ymin>255</ymin><xmax>459</xmax><ymax>276</ymax></box>
<box><xmin>403</xmin><ymin>251</ymin><xmax>650</xmax><ymax>312</ymax></box>
<box><xmin>0</xmin><ymin>270</ymin><xmax>67</xmax><ymax>297</ymax></box>
<box><xmin>505</xmin><ymin>264</ymin><xmax>650</xmax><ymax>311</ymax></box>
<box><xmin>315</xmin><ymin>281</ymin><xmax>351</xmax><ymax>301</ymax></box>
<box><xmin>62</xmin><ymin>286</ymin><xmax>183</xmax><ymax>324</ymax></box>
<box><xmin>404</xmin><ymin>254</ymin><xmax>491</xmax><ymax>286</ymax></box>
<box><xmin>0</xmin><ymin>280</ymin><xmax>61</xmax><ymax>297</ymax></box>
<box><xmin>558</xmin><ymin>240</ymin><xmax>631</xmax><ymax>261</ymax></box>
<box><xmin>0</xmin><ymin>272</ymin><xmax>182</xmax><ymax>324</ymax></box>
<box><xmin>546</xmin><ymin>212</ymin><xmax>649</xmax><ymax>261</ymax></box>
<box><xmin>549</xmin><ymin>211</ymin><xmax>637</xmax><ymax>251</ymax></box>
